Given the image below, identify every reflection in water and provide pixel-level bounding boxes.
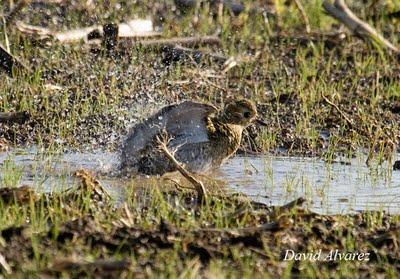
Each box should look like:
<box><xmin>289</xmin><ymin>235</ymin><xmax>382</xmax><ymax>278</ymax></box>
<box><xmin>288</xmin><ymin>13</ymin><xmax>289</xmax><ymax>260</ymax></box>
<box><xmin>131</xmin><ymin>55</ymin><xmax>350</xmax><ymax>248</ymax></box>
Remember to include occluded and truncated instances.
<box><xmin>1</xmin><ymin>148</ymin><xmax>400</xmax><ymax>214</ymax></box>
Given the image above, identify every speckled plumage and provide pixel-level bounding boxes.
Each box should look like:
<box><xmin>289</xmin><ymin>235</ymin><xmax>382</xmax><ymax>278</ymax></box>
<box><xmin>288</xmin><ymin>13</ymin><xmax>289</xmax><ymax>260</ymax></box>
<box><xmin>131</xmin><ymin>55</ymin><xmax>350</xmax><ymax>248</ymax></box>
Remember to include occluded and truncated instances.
<box><xmin>120</xmin><ymin>100</ymin><xmax>258</xmax><ymax>175</ymax></box>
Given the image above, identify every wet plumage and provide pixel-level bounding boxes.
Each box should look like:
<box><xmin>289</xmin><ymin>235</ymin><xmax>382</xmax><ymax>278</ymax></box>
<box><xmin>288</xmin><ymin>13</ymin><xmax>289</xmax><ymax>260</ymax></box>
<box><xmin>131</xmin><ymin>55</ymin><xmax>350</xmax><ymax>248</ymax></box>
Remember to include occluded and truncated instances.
<box><xmin>120</xmin><ymin>100</ymin><xmax>258</xmax><ymax>175</ymax></box>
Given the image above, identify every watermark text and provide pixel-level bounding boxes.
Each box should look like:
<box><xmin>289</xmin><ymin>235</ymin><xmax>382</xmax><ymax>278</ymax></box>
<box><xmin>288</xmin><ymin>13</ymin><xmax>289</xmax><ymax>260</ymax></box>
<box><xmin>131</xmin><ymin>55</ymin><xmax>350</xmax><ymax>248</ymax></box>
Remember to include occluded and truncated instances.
<box><xmin>283</xmin><ymin>249</ymin><xmax>370</xmax><ymax>262</ymax></box>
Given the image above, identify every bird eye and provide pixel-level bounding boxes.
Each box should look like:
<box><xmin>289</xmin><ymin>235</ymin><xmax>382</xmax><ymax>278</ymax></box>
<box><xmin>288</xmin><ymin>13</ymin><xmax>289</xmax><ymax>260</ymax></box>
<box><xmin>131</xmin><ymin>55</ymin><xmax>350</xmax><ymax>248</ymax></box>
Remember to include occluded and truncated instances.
<box><xmin>243</xmin><ymin>111</ymin><xmax>251</xmax><ymax>118</ymax></box>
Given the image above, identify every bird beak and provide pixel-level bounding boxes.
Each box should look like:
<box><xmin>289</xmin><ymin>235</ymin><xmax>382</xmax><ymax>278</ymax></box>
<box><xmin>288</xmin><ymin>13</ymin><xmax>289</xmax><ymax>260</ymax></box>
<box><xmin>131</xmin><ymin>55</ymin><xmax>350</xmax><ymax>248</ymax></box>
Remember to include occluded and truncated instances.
<box><xmin>255</xmin><ymin>118</ymin><xmax>268</xmax><ymax>126</ymax></box>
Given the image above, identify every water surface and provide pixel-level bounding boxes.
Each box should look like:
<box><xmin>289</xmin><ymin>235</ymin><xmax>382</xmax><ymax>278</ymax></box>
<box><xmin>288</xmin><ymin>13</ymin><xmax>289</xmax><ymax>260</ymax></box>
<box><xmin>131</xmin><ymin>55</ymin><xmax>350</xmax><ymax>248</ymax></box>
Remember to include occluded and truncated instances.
<box><xmin>220</xmin><ymin>155</ymin><xmax>400</xmax><ymax>214</ymax></box>
<box><xmin>1</xmin><ymin>148</ymin><xmax>399</xmax><ymax>214</ymax></box>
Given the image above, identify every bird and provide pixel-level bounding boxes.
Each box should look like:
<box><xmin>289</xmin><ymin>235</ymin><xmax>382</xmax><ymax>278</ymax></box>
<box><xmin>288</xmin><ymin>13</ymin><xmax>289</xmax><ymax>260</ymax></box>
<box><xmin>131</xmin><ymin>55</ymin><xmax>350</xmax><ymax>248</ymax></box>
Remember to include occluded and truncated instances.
<box><xmin>120</xmin><ymin>99</ymin><xmax>265</xmax><ymax>176</ymax></box>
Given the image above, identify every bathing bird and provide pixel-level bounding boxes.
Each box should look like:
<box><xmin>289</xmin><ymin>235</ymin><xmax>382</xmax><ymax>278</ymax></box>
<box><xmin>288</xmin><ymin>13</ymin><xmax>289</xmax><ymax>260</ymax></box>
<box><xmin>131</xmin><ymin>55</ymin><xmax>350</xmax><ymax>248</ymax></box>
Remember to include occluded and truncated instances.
<box><xmin>120</xmin><ymin>99</ymin><xmax>265</xmax><ymax>175</ymax></box>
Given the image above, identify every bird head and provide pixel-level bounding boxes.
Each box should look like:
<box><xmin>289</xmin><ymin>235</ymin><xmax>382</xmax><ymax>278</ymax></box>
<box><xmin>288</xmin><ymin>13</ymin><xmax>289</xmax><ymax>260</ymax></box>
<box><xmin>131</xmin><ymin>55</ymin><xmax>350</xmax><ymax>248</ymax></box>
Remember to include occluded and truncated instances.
<box><xmin>220</xmin><ymin>100</ymin><xmax>259</xmax><ymax>127</ymax></box>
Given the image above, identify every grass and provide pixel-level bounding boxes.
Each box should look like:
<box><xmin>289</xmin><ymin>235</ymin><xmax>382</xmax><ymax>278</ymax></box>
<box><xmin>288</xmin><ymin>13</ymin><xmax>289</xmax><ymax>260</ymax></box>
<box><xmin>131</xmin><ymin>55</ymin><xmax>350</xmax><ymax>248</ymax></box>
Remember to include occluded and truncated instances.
<box><xmin>0</xmin><ymin>178</ymin><xmax>399</xmax><ymax>277</ymax></box>
<box><xmin>0</xmin><ymin>0</ymin><xmax>398</xmax><ymax>157</ymax></box>
<box><xmin>1</xmin><ymin>0</ymin><xmax>400</xmax><ymax>277</ymax></box>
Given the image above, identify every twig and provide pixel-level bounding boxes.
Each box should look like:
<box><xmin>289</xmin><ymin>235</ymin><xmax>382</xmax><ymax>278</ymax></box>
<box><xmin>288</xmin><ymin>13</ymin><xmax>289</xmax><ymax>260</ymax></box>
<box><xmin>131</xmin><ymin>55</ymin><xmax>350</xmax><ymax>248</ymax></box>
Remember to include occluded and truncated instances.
<box><xmin>162</xmin><ymin>177</ymin><xmax>196</xmax><ymax>191</ymax></box>
<box><xmin>156</xmin><ymin>136</ymin><xmax>207</xmax><ymax>204</ymax></box>
<box><xmin>322</xmin><ymin>0</ymin><xmax>399</xmax><ymax>53</ymax></box>
<box><xmin>321</xmin><ymin>94</ymin><xmax>354</xmax><ymax>127</ymax></box>
<box><xmin>293</xmin><ymin>0</ymin><xmax>311</xmax><ymax>33</ymax></box>
<box><xmin>124</xmin><ymin>36</ymin><xmax>221</xmax><ymax>49</ymax></box>
<box><xmin>0</xmin><ymin>111</ymin><xmax>30</xmax><ymax>124</ymax></box>
<box><xmin>162</xmin><ymin>45</ymin><xmax>227</xmax><ymax>65</ymax></box>
<box><xmin>90</xmin><ymin>36</ymin><xmax>222</xmax><ymax>60</ymax></box>
<box><xmin>270</xmin><ymin>31</ymin><xmax>346</xmax><ymax>46</ymax></box>
<box><xmin>201</xmin><ymin>78</ymin><xmax>228</xmax><ymax>93</ymax></box>
<box><xmin>102</xmin><ymin>23</ymin><xmax>119</xmax><ymax>57</ymax></box>
<box><xmin>278</xmin><ymin>197</ymin><xmax>306</xmax><ymax>211</ymax></box>
<box><xmin>267</xmin><ymin>197</ymin><xmax>307</xmax><ymax>218</ymax></box>
<box><xmin>16</xmin><ymin>19</ymin><xmax>160</xmax><ymax>44</ymax></box>
<box><xmin>0</xmin><ymin>253</ymin><xmax>11</xmax><ymax>274</ymax></box>
<box><xmin>0</xmin><ymin>44</ymin><xmax>30</xmax><ymax>77</ymax></box>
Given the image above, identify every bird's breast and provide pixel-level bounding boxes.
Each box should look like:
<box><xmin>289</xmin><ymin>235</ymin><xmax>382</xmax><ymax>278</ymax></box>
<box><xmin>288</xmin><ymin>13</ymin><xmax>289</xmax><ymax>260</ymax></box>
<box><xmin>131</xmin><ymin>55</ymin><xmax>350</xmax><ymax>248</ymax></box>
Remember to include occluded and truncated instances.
<box><xmin>209</xmin><ymin>121</ymin><xmax>243</xmax><ymax>157</ymax></box>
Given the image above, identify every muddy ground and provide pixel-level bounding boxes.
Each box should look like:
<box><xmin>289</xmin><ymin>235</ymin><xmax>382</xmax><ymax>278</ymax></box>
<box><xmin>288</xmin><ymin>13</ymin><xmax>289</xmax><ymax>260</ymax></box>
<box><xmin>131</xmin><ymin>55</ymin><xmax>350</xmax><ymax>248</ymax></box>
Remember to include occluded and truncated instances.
<box><xmin>1</xmin><ymin>0</ymin><xmax>400</xmax><ymax>159</ymax></box>
<box><xmin>1</xmin><ymin>0</ymin><xmax>400</xmax><ymax>277</ymax></box>
<box><xmin>1</xmin><ymin>183</ymin><xmax>400</xmax><ymax>278</ymax></box>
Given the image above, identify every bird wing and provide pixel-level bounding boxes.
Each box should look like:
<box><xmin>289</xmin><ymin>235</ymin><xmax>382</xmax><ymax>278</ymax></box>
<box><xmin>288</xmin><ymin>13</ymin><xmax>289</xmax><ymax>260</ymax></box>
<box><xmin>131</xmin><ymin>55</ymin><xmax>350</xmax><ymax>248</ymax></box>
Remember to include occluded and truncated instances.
<box><xmin>121</xmin><ymin>101</ymin><xmax>218</xmax><ymax>168</ymax></box>
<box><xmin>164</xmin><ymin>101</ymin><xmax>218</xmax><ymax>148</ymax></box>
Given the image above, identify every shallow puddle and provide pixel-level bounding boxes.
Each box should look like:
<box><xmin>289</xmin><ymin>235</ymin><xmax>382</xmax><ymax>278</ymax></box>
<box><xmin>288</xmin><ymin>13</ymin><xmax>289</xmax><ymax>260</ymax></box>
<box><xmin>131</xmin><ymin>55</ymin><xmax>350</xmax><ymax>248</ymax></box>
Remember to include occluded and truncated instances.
<box><xmin>1</xmin><ymin>147</ymin><xmax>399</xmax><ymax>214</ymax></box>
<box><xmin>219</xmin><ymin>156</ymin><xmax>400</xmax><ymax>214</ymax></box>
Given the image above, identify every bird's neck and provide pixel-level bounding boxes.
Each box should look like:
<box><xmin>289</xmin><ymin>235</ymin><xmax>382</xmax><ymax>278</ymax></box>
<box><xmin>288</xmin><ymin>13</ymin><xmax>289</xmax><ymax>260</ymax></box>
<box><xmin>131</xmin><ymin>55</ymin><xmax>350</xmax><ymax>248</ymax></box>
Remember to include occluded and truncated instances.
<box><xmin>209</xmin><ymin>115</ymin><xmax>243</xmax><ymax>135</ymax></box>
<box><xmin>208</xmin><ymin>116</ymin><xmax>243</xmax><ymax>155</ymax></box>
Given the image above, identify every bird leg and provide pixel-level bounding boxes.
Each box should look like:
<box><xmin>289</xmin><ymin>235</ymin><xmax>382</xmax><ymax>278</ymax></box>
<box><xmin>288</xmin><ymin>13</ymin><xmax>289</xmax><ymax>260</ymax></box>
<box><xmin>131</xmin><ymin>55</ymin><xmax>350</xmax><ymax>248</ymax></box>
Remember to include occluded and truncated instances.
<box><xmin>156</xmin><ymin>135</ymin><xmax>208</xmax><ymax>205</ymax></box>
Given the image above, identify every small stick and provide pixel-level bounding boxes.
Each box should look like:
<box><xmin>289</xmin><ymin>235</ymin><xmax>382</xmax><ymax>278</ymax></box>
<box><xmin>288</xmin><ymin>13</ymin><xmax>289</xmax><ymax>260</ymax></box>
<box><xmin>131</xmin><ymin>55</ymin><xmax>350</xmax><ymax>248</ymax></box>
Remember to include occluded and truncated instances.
<box><xmin>0</xmin><ymin>44</ymin><xmax>30</xmax><ymax>77</ymax></box>
<box><xmin>156</xmin><ymin>136</ymin><xmax>207</xmax><ymax>204</ymax></box>
<box><xmin>278</xmin><ymin>197</ymin><xmax>306</xmax><ymax>211</ymax></box>
<box><xmin>269</xmin><ymin>31</ymin><xmax>346</xmax><ymax>46</ymax></box>
<box><xmin>293</xmin><ymin>0</ymin><xmax>311</xmax><ymax>33</ymax></box>
<box><xmin>0</xmin><ymin>253</ymin><xmax>11</xmax><ymax>274</ymax></box>
<box><xmin>162</xmin><ymin>45</ymin><xmax>227</xmax><ymax>64</ymax></box>
<box><xmin>323</xmin><ymin>0</ymin><xmax>399</xmax><ymax>53</ymax></box>
<box><xmin>321</xmin><ymin>94</ymin><xmax>354</xmax><ymax>128</ymax></box>
<box><xmin>268</xmin><ymin>197</ymin><xmax>307</xmax><ymax>218</ymax></box>
<box><xmin>16</xmin><ymin>19</ymin><xmax>160</xmax><ymax>44</ymax></box>
<box><xmin>102</xmin><ymin>23</ymin><xmax>119</xmax><ymax>57</ymax></box>
<box><xmin>125</xmin><ymin>35</ymin><xmax>221</xmax><ymax>49</ymax></box>
<box><xmin>0</xmin><ymin>111</ymin><xmax>30</xmax><ymax>124</ymax></box>
<box><xmin>162</xmin><ymin>177</ymin><xmax>196</xmax><ymax>191</ymax></box>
